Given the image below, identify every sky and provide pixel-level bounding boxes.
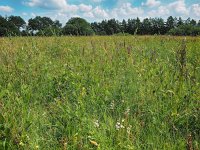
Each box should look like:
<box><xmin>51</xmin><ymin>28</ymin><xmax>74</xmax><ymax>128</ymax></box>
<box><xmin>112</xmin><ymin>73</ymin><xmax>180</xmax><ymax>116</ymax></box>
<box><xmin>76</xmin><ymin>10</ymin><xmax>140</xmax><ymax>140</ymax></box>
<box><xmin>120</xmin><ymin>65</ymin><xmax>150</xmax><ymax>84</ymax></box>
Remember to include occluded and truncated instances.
<box><xmin>0</xmin><ymin>0</ymin><xmax>200</xmax><ymax>23</ymax></box>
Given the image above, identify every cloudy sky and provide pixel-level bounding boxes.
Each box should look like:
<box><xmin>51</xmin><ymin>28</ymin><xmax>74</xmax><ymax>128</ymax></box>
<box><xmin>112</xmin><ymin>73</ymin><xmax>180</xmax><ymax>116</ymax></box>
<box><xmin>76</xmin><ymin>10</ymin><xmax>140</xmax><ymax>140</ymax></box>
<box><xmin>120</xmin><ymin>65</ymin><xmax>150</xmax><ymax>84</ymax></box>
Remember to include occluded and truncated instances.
<box><xmin>0</xmin><ymin>0</ymin><xmax>200</xmax><ymax>23</ymax></box>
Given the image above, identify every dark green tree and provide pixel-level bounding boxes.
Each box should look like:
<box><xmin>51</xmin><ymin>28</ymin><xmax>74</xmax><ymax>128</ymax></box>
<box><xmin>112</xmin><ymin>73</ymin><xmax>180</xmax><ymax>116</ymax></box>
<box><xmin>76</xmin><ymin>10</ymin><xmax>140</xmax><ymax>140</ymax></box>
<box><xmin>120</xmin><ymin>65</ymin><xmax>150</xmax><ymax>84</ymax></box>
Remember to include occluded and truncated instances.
<box><xmin>141</xmin><ymin>18</ymin><xmax>151</xmax><ymax>35</ymax></box>
<box><xmin>177</xmin><ymin>17</ymin><xmax>184</xmax><ymax>26</ymax></box>
<box><xmin>121</xmin><ymin>19</ymin><xmax>127</xmax><ymax>33</ymax></box>
<box><xmin>150</xmin><ymin>18</ymin><xmax>166</xmax><ymax>34</ymax></box>
<box><xmin>100</xmin><ymin>20</ymin><xmax>108</xmax><ymax>35</ymax></box>
<box><xmin>28</xmin><ymin>16</ymin><xmax>54</xmax><ymax>31</ymax></box>
<box><xmin>91</xmin><ymin>22</ymin><xmax>106</xmax><ymax>35</ymax></box>
<box><xmin>185</xmin><ymin>17</ymin><xmax>191</xmax><ymax>25</ymax></box>
<box><xmin>62</xmin><ymin>17</ymin><xmax>94</xmax><ymax>35</ymax></box>
<box><xmin>0</xmin><ymin>16</ymin><xmax>20</xmax><ymax>36</ymax></box>
<box><xmin>168</xmin><ymin>24</ymin><xmax>200</xmax><ymax>36</ymax></box>
<box><xmin>190</xmin><ymin>19</ymin><xmax>196</xmax><ymax>26</ymax></box>
<box><xmin>198</xmin><ymin>20</ymin><xmax>200</xmax><ymax>26</ymax></box>
<box><xmin>0</xmin><ymin>16</ymin><xmax>7</xmax><ymax>36</ymax></box>
<box><xmin>1</xmin><ymin>15</ymin><xmax>200</xmax><ymax>36</ymax></box>
<box><xmin>127</xmin><ymin>19</ymin><xmax>137</xmax><ymax>34</ymax></box>
<box><xmin>166</xmin><ymin>16</ymin><xmax>175</xmax><ymax>32</ymax></box>
<box><xmin>135</xmin><ymin>17</ymin><xmax>141</xmax><ymax>34</ymax></box>
<box><xmin>53</xmin><ymin>20</ymin><xmax>62</xmax><ymax>28</ymax></box>
<box><xmin>28</xmin><ymin>16</ymin><xmax>62</xmax><ymax>36</ymax></box>
<box><xmin>8</xmin><ymin>16</ymin><xmax>26</xmax><ymax>29</ymax></box>
<box><xmin>105</xmin><ymin>19</ymin><xmax>121</xmax><ymax>35</ymax></box>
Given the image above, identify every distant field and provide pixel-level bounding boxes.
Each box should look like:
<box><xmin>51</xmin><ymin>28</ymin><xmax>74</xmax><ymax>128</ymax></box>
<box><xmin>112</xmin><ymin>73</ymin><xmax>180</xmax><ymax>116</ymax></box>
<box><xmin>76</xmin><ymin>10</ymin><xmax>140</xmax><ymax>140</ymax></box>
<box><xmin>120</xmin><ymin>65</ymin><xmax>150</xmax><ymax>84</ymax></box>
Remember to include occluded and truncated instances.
<box><xmin>0</xmin><ymin>36</ymin><xmax>199</xmax><ymax>149</ymax></box>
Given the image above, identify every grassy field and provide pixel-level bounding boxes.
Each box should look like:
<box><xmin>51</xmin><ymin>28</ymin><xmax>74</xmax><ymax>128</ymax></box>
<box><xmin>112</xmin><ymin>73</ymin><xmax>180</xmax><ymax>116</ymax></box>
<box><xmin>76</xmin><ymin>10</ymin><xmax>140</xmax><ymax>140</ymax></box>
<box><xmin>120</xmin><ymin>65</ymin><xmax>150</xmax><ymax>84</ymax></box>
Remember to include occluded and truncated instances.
<box><xmin>0</xmin><ymin>36</ymin><xmax>199</xmax><ymax>149</ymax></box>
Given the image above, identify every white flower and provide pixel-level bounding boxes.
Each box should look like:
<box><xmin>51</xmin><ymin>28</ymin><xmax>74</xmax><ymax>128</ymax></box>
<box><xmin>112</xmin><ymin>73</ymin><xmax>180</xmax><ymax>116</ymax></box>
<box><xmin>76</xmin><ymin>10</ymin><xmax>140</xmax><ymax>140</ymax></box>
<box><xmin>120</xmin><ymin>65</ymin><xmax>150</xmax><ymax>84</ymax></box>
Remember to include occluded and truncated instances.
<box><xmin>127</xmin><ymin>125</ymin><xmax>132</xmax><ymax>135</ymax></box>
<box><xmin>94</xmin><ymin>120</ymin><xmax>100</xmax><ymax>128</ymax></box>
<box><xmin>110</xmin><ymin>101</ymin><xmax>115</xmax><ymax>110</ymax></box>
<box><xmin>115</xmin><ymin>121</ymin><xmax>125</xmax><ymax>130</ymax></box>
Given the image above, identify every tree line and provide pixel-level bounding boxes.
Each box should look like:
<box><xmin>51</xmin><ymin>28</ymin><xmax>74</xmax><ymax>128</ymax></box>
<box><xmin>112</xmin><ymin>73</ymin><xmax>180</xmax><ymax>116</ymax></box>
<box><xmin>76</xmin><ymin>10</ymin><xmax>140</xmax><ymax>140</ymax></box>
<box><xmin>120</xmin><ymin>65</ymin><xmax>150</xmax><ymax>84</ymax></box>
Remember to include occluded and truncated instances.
<box><xmin>0</xmin><ymin>15</ymin><xmax>200</xmax><ymax>36</ymax></box>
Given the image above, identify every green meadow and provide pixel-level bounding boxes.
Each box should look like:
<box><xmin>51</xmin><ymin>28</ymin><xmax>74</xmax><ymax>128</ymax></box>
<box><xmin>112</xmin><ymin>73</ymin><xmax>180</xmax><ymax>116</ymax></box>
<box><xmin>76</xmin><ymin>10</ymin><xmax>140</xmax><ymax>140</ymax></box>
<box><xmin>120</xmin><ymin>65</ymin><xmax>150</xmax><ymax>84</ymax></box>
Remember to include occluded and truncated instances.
<box><xmin>0</xmin><ymin>36</ymin><xmax>199</xmax><ymax>149</ymax></box>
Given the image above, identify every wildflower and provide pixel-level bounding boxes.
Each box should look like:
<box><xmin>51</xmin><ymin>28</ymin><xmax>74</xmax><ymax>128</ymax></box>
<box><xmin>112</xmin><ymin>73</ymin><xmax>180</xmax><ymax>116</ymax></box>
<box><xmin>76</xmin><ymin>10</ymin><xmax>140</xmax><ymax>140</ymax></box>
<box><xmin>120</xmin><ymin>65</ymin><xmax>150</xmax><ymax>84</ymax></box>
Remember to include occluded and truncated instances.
<box><xmin>19</xmin><ymin>141</ymin><xmax>25</xmax><ymax>146</ymax></box>
<box><xmin>110</xmin><ymin>101</ymin><xmax>115</xmax><ymax>110</ymax></box>
<box><xmin>94</xmin><ymin>120</ymin><xmax>100</xmax><ymax>128</ymax></box>
<box><xmin>64</xmin><ymin>142</ymin><xmax>67</xmax><ymax>147</ymax></box>
<box><xmin>26</xmin><ymin>135</ymin><xmax>30</xmax><ymax>141</ymax></box>
<box><xmin>115</xmin><ymin>121</ymin><xmax>125</xmax><ymax>130</ymax></box>
<box><xmin>90</xmin><ymin>140</ymin><xmax>98</xmax><ymax>147</ymax></box>
<box><xmin>35</xmin><ymin>145</ymin><xmax>39</xmax><ymax>149</ymax></box>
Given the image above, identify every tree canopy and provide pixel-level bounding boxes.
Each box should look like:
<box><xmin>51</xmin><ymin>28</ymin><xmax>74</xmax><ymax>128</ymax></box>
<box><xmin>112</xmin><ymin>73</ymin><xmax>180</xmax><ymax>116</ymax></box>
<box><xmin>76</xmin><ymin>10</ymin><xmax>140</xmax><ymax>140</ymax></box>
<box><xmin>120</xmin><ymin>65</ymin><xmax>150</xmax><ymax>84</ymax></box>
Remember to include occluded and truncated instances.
<box><xmin>62</xmin><ymin>17</ymin><xmax>94</xmax><ymax>36</ymax></box>
<box><xmin>0</xmin><ymin>16</ymin><xmax>21</xmax><ymax>36</ymax></box>
<box><xmin>0</xmin><ymin>15</ymin><xmax>200</xmax><ymax>36</ymax></box>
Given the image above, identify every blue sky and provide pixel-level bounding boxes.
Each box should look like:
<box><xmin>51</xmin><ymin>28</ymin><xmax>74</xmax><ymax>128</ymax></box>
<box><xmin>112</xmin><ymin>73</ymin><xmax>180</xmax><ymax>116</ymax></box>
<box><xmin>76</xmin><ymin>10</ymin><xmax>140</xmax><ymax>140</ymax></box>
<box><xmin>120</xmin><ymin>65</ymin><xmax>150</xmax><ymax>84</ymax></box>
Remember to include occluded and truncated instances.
<box><xmin>0</xmin><ymin>0</ymin><xmax>200</xmax><ymax>23</ymax></box>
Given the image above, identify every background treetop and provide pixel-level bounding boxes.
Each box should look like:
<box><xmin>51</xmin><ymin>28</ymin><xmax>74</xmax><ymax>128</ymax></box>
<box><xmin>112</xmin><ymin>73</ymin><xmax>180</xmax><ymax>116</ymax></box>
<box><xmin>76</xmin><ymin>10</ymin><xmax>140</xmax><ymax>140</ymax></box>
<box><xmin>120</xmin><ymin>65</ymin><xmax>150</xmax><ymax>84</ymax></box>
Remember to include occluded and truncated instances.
<box><xmin>0</xmin><ymin>15</ymin><xmax>200</xmax><ymax>36</ymax></box>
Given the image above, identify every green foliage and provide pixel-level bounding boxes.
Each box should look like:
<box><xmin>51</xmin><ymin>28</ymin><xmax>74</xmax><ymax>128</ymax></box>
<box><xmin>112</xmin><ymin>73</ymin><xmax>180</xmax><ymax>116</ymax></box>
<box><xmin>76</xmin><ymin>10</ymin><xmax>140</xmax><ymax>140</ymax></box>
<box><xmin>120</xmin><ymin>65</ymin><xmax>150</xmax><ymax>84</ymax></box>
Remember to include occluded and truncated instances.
<box><xmin>28</xmin><ymin>16</ymin><xmax>54</xmax><ymax>31</ymax></box>
<box><xmin>62</xmin><ymin>17</ymin><xmax>94</xmax><ymax>36</ymax></box>
<box><xmin>36</xmin><ymin>27</ymin><xmax>62</xmax><ymax>36</ymax></box>
<box><xmin>0</xmin><ymin>36</ymin><xmax>199</xmax><ymax>149</ymax></box>
<box><xmin>28</xmin><ymin>16</ymin><xmax>62</xmax><ymax>36</ymax></box>
<box><xmin>8</xmin><ymin>16</ymin><xmax>26</xmax><ymax>29</ymax></box>
<box><xmin>0</xmin><ymin>16</ymin><xmax>21</xmax><ymax>36</ymax></box>
<box><xmin>0</xmin><ymin>16</ymin><xmax>7</xmax><ymax>36</ymax></box>
<box><xmin>168</xmin><ymin>25</ymin><xmax>200</xmax><ymax>36</ymax></box>
<box><xmin>1</xmin><ymin>15</ymin><xmax>200</xmax><ymax>36</ymax></box>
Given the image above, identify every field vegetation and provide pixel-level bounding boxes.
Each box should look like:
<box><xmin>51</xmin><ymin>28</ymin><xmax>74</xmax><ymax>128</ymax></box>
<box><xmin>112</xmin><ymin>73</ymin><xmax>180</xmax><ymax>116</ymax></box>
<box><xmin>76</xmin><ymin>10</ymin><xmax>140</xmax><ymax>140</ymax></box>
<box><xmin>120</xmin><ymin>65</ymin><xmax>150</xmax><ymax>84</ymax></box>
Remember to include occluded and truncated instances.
<box><xmin>0</xmin><ymin>36</ymin><xmax>199</xmax><ymax>149</ymax></box>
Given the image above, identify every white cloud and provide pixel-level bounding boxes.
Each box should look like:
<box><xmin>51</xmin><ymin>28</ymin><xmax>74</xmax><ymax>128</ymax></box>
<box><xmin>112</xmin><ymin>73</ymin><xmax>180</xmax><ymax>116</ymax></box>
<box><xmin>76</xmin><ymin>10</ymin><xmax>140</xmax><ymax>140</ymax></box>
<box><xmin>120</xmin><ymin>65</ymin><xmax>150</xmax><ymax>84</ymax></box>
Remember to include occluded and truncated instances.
<box><xmin>25</xmin><ymin>0</ymin><xmax>96</xmax><ymax>13</ymax></box>
<box><xmin>82</xmin><ymin>3</ymin><xmax>144</xmax><ymax>21</ymax></box>
<box><xmin>63</xmin><ymin>5</ymin><xmax>79</xmax><ymax>12</ymax></box>
<box><xmin>168</xmin><ymin>0</ymin><xmax>189</xmax><ymax>15</ymax></box>
<box><xmin>0</xmin><ymin>5</ymin><xmax>14</xmax><ymax>12</ymax></box>
<box><xmin>92</xmin><ymin>6</ymin><xmax>109</xmax><ymax>18</ymax></box>
<box><xmin>31</xmin><ymin>12</ymin><xmax>36</xmax><ymax>17</ymax></box>
<box><xmin>25</xmin><ymin>0</ymin><xmax>67</xmax><ymax>9</ymax></box>
<box><xmin>83</xmin><ymin>12</ymin><xmax>94</xmax><ymax>18</ymax></box>
<box><xmin>142</xmin><ymin>0</ymin><xmax>161</xmax><ymax>7</ymax></box>
<box><xmin>81</xmin><ymin>6</ymin><xmax>109</xmax><ymax>20</ymax></box>
<box><xmin>79</xmin><ymin>4</ymin><xmax>92</xmax><ymax>12</ymax></box>
<box><xmin>112</xmin><ymin>3</ymin><xmax>144</xmax><ymax>19</ymax></box>
<box><xmin>148</xmin><ymin>6</ymin><xmax>169</xmax><ymax>17</ymax></box>
<box><xmin>22</xmin><ymin>12</ymin><xmax>28</xmax><ymax>16</ymax></box>
<box><xmin>146</xmin><ymin>0</ymin><xmax>190</xmax><ymax>18</ymax></box>
<box><xmin>92</xmin><ymin>0</ymin><xmax>104</xmax><ymax>3</ymax></box>
<box><xmin>191</xmin><ymin>4</ymin><xmax>200</xmax><ymax>17</ymax></box>
<box><xmin>22</xmin><ymin>0</ymin><xmax>199</xmax><ymax>22</ymax></box>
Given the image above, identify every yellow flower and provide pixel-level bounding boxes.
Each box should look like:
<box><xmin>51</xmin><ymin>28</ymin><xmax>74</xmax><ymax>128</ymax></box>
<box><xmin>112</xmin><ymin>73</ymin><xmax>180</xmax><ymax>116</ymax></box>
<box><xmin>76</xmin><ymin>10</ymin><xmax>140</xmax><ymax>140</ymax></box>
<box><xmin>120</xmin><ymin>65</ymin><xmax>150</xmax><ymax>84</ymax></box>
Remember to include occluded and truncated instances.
<box><xmin>90</xmin><ymin>140</ymin><xmax>98</xmax><ymax>147</ymax></box>
<box><xmin>35</xmin><ymin>145</ymin><xmax>39</xmax><ymax>149</ymax></box>
<box><xmin>19</xmin><ymin>141</ymin><xmax>25</xmax><ymax>146</ymax></box>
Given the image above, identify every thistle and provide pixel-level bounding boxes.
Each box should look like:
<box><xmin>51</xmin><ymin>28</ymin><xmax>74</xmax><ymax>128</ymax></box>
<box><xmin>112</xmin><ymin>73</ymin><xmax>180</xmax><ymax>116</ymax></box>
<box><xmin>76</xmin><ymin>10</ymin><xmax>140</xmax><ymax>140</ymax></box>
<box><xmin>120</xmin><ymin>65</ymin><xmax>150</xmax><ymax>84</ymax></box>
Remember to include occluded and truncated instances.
<box><xmin>176</xmin><ymin>38</ymin><xmax>187</xmax><ymax>77</ymax></box>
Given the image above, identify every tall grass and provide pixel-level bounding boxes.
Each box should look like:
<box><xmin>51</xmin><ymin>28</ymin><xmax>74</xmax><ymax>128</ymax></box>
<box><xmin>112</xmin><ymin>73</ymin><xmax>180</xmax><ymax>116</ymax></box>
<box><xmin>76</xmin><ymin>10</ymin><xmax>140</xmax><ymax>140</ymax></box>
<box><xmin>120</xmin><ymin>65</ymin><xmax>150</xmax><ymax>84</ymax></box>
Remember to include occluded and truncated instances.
<box><xmin>0</xmin><ymin>36</ymin><xmax>199</xmax><ymax>149</ymax></box>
